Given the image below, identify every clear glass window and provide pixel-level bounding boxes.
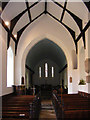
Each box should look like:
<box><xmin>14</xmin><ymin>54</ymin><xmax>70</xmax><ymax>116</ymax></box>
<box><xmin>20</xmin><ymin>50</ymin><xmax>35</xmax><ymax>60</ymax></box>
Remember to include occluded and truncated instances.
<box><xmin>7</xmin><ymin>47</ymin><xmax>14</xmax><ymax>87</ymax></box>
<box><xmin>39</xmin><ymin>67</ymin><xmax>42</xmax><ymax>77</ymax></box>
<box><xmin>52</xmin><ymin>67</ymin><xmax>54</xmax><ymax>77</ymax></box>
<box><xmin>45</xmin><ymin>63</ymin><xmax>48</xmax><ymax>77</ymax></box>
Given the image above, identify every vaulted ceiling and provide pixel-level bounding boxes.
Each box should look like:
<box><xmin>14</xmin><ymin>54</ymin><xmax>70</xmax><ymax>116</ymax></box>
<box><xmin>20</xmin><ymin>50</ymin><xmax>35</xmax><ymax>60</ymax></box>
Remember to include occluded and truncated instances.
<box><xmin>0</xmin><ymin>0</ymin><xmax>90</xmax><ymax>55</ymax></box>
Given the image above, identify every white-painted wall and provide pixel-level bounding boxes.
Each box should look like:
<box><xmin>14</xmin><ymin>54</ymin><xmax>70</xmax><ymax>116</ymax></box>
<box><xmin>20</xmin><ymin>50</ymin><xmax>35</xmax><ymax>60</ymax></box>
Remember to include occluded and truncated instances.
<box><xmin>72</xmin><ymin>69</ymin><xmax>79</xmax><ymax>94</ymax></box>
<box><xmin>78</xmin><ymin>22</ymin><xmax>90</xmax><ymax>93</ymax></box>
<box><xmin>0</xmin><ymin>25</ymin><xmax>14</xmax><ymax>96</ymax></box>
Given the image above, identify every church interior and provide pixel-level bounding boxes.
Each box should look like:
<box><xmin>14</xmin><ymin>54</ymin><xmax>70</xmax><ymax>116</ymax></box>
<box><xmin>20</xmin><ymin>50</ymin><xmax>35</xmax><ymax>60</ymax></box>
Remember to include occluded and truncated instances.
<box><xmin>0</xmin><ymin>0</ymin><xmax>90</xmax><ymax>119</ymax></box>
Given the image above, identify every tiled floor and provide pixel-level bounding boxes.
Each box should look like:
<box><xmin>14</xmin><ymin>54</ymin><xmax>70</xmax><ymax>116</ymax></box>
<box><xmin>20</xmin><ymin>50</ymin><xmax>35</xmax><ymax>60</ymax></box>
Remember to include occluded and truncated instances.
<box><xmin>39</xmin><ymin>100</ymin><xmax>57</xmax><ymax>120</ymax></box>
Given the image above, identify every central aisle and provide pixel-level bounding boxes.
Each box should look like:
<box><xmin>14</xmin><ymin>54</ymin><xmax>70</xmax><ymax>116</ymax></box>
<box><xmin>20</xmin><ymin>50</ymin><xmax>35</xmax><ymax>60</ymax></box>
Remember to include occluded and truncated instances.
<box><xmin>39</xmin><ymin>100</ymin><xmax>57</xmax><ymax>120</ymax></box>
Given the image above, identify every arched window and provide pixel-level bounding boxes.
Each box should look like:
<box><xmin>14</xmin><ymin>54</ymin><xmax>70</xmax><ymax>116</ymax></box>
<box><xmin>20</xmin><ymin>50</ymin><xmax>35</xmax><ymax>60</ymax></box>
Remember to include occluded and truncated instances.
<box><xmin>39</xmin><ymin>67</ymin><xmax>42</xmax><ymax>77</ymax></box>
<box><xmin>7</xmin><ymin>47</ymin><xmax>14</xmax><ymax>87</ymax></box>
<box><xmin>45</xmin><ymin>63</ymin><xmax>48</xmax><ymax>77</ymax></box>
<box><xmin>52</xmin><ymin>67</ymin><xmax>54</xmax><ymax>77</ymax></box>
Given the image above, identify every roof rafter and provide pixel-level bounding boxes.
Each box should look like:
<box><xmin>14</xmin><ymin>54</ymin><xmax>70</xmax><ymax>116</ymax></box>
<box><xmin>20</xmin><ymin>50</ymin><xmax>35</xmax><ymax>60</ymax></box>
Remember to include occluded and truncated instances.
<box><xmin>76</xmin><ymin>20</ymin><xmax>90</xmax><ymax>42</ymax></box>
<box><xmin>47</xmin><ymin>11</ymin><xmax>78</xmax><ymax>53</ymax></box>
<box><xmin>45</xmin><ymin>0</ymin><xmax>47</xmax><ymax>14</ymax></box>
<box><xmin>0</xmin><ymin>17</ymin><xmax>17</xmax><ymax>43</ymax></box>
<box><xmin>25</xmin><ymin>0</ymin><xmax>32</xmax><ymax>22</ymax></box>
<box><xmin>52</xmin><ymin>0</ymin><xmax>82</xmax><ymax>31</ymax></box>
<box><xmin>0</xmin><ymin>0</ymin><xmax>10</xmax><ymax>15</ymax></box>
<box><xmin>10</xmin><ymin>0</ymin><xmax>41</xmax><ymax>32</ymax></box>
<box><xmin>51</xmin><ymin>0</ymin><xmax>87</xmax><ymax>49</ymax></box>
<box><xmin>60</xmin><ymin>0</ymin><xmax>68</xmax><ymax>22</ymax></box>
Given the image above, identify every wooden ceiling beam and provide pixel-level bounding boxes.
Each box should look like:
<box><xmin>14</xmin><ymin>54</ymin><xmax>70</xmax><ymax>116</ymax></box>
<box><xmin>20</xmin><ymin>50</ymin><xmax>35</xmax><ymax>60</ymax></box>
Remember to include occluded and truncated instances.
<box><xmin>10</xmin><ymin>0</ymin><xmax>41</xmax><ymax>32</ymax></box>
<box><xmin>15</xmin><ymin>11</ymin><xmax>44</xmax><ymax>55</ymax></box>
<box><xmin>60</xmin><ymin>0</ymin><xmax>67</xmax><ymax>22</ymax></box>
<box><xmin>25</xmin><ymin>0</ymin><xmax>32</xmax><ymax>22</ymax></box>
<box><xmin>45</xmin><ymin>0</ymin><xmax>47</xmax><ymax>14</ymax></box>
<box><xmin>47</xmin><ymin>11</ymin><xmax>78</xmax><ymax>54</ymax></box>
<box><xmin>0</xmin><ymin>17</ymin><xmax>17</xmax><ymax>43</ymax></box>
<box><xmin>76</xmin><ymin>20</ymin><xmax>90</xmax><ymax>42</ymax></box>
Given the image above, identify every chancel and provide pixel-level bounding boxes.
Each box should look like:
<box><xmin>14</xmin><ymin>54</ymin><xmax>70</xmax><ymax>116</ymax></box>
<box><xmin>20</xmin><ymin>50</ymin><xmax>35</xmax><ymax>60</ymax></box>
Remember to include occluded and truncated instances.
<box><xmin>0</xmin><ymin>0</ymin><xmax>90</xmax><ymax>119</ymax></box>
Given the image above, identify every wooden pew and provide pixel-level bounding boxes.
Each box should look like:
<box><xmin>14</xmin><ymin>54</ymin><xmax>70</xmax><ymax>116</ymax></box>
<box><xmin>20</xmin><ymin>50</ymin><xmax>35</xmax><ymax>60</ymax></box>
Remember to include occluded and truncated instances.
<box><xmin>52</xmin><ymin>93</ymin><xmax>90</xmax><ymax>119</ymax></box>
<box><xmin>2</xmin><ymin>94</ymin><xmax>41</xmax><ymax>120</ymax></box>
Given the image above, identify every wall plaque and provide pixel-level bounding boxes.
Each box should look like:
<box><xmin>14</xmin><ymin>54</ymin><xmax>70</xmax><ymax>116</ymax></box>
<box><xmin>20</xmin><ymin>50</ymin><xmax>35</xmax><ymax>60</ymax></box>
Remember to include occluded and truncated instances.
<box><xmin>70</xmin><ymin>77</ymin><xmax>72</xmax><ymax>83</ymax></box>
<box><xmin>85</xmin><ymin>58</ymin><xmax>90</xmax><ymax>73</ymax></box>
<box><xmin>86</xmin><ymin>75</ymin><xmax>90</xmax><ymax>83</ymax></box>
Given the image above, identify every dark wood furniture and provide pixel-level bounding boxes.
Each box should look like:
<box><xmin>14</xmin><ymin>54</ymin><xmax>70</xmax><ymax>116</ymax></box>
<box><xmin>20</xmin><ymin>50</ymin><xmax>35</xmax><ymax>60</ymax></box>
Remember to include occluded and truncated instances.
<box><xmin>13</xmin><ymin>85</ymin><xmax>26</xmax><ymax>95</ymax></box>
<box><xmin>52</xmin><ymin>93</ymin><xmax>90</xmax><ymax>119</ymax></box>
<box><xmin>2</xmin><ymin>93</ymin><xmax>41</xmax><ymax>120</ymax></box>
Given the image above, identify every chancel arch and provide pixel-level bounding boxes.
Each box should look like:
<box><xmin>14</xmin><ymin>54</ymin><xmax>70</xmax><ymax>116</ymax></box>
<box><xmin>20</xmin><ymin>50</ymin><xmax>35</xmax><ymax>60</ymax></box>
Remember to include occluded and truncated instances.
<box><xmin>15</xmin><ymin>35</ymin><xmax>74</xmax><ymax>94</ymax></box>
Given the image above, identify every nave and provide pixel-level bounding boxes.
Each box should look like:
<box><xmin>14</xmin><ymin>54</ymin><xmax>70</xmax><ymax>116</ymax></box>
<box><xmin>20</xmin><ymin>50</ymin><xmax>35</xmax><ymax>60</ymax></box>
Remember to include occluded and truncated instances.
<box><xmin>0</xmin><ymin>0</ymin><xmax>90</xmax><ymax>120</ymax></box>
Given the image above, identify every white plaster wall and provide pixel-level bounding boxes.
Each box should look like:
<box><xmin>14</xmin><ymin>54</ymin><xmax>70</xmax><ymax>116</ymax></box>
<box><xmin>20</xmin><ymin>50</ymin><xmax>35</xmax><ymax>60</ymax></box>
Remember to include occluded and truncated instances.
<box><xmin>78</xmin><ymin>40</ymin><xmax>86</xmax><ymax>81</ymax></box>
<box><xmin>82</xmin><ymin>13</ymin><xmax>90</xmax><ymax>94</ymax></box>
<box><xmin>10</xmin><ymin>39</ymin><xmax>15</xmax><ymax>84</ymax></box>
<box><xmin>72</xmin><ymin>69</ymin><xmax>79</xmax><ymax>94</ymax></box>
<box><xmin>77</xmin><ymin>13</ymin><xmax>89</xmax><ymax>93</ymax></box>
<box><xmin>0</xmin><ymin>25</ymin><xmax>13</xmax><ymax>96</ymax></box>
<box><xmin>72</xmin><ymin>49</ymin><xmax>77</xmax><ymax>69</ymax></box>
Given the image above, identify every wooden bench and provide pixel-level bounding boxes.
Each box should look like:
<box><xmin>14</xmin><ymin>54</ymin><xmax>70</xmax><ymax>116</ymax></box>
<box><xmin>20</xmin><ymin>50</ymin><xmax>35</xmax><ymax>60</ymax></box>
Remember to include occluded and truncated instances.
<box><xmin>2</xmin><ymin>94</ymin><xmax>41</xmax><ymax>120</ymax></box>
<box><xmin>52</xmin><ymin>93</ymin><xmax>90</xmax><ymax>119</ymax></box>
